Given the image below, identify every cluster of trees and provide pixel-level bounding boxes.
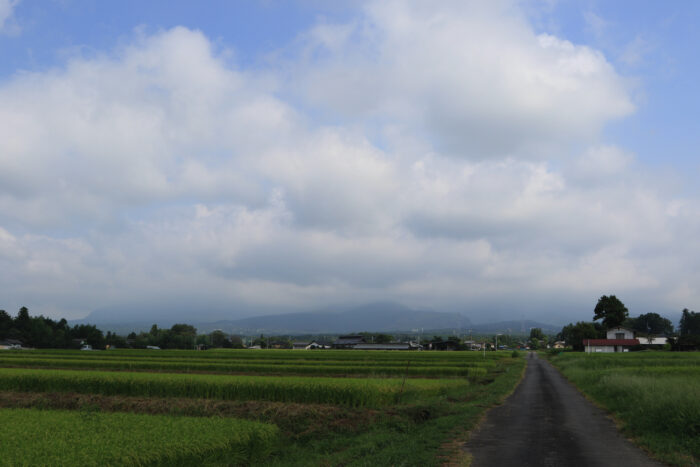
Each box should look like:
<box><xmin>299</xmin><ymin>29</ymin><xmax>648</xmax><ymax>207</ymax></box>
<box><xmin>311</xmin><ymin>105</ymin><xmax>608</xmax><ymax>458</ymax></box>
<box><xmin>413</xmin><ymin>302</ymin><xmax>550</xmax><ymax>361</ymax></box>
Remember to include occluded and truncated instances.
<box><xmin>126</xmin><ymin>325</ymin><xmax>246</xmax><ymax>350</ymax></box>
<box><xmin>0</xmin><ymin>307</ymin><xmax>249</xmax><ymax>350</ymax></box>
<box><xmin>0</xmin><ymin>307</ymin><xmax>105</xmax><ymax>349</ymax></box>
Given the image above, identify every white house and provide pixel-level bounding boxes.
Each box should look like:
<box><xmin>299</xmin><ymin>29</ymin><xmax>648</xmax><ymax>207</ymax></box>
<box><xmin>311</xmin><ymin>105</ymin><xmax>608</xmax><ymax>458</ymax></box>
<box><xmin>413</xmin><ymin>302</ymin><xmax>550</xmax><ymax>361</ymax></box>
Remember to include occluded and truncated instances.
<box><xmin>584</xmin><ymin>327</ymin><xmax>639</xmax><ymax>353</ymax></box>
<box><xmin>292</xmin><ymin>341</ymin><xmax>323</xmax><ymax>350</ymax></box>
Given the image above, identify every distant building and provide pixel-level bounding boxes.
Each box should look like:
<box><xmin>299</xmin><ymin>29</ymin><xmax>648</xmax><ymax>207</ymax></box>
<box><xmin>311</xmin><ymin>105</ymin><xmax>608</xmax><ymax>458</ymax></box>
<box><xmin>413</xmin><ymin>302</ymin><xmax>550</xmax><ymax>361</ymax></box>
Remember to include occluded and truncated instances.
<box><xmin>0</xmin><ymin>339</ymin><xmax>22</xmax><ymax>350</ymax></box>
<box><xmin>332</xmin><ymin>335</ymin><xmax>366</xmax><ymax>349</ymax></box>
<box><xmin>352</xmin><ymin>342</ymin><xmax>421</xmax><ymax>351</ymax></box>
<box><xmin>292</xmin><ymin>341</ymin><xmax>324</xmax><ymax>350</ymax></box>
<box><xmin>427</xmin><ymin>340</ymin><xmax>460</xmax><ymax>351</ymax></box>
<box><xmin>553</xmin><ymin>341</ymin><xmax>566</xmax><ymax>349</ymax></box>
<box><xmin>583</xmin><ymin>327</ymin><xmax>639</xmax><ymax>353</ymax></box>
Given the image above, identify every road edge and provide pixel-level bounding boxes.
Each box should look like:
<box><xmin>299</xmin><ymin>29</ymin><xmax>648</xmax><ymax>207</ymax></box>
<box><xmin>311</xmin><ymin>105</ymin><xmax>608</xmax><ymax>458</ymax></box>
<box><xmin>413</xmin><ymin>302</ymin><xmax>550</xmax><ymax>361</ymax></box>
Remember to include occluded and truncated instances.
<box><xmin>543</xmin><ymin>353</ymin><xmax>674</xmax><ymax>467</ymax></box>
<box><xmin>443</xmin><ymin>353</ymin><xmax>529</xmax><ymax>467</ymax></box>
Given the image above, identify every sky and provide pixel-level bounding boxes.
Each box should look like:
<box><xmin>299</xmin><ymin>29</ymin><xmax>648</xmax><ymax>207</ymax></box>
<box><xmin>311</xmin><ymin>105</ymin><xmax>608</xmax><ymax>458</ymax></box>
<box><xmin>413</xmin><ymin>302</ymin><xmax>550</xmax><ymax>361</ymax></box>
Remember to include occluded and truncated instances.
<box><xmin>1</xmin><ymin>0</ymin><xmax>699</xmax><ymax>325</ymax></box>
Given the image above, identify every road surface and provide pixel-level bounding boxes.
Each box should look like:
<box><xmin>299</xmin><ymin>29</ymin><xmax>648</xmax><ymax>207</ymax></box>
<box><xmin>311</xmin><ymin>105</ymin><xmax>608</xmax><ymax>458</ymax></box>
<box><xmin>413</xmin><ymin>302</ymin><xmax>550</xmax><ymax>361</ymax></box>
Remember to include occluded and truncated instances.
<box><xmin>463</xmin><ymin>352</ymin><xmax>663</xmax><ymax>467</ymax></box>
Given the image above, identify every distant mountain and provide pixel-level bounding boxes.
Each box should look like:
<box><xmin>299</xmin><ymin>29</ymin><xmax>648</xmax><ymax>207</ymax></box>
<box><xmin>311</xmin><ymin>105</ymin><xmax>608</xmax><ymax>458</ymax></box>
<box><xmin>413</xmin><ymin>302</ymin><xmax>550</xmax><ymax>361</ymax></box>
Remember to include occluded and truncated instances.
<box><xmin>74</xmin><ymin>301</ymin><xmax>560</xmax><ymax>336</ymax></box>
<box><xmin>78</xmin><ymin>302</ymin><xmax>472</xmax><ymax>335</ymax></box>
<box><xmin>204</xmin><ymin>302</ymin><xmax>472</xmax><ymax>334</ymax></box>
<box><xmin>470</xmin><ymin>320</ymin><xmax>560</xmax><ymax>334</ymax></box>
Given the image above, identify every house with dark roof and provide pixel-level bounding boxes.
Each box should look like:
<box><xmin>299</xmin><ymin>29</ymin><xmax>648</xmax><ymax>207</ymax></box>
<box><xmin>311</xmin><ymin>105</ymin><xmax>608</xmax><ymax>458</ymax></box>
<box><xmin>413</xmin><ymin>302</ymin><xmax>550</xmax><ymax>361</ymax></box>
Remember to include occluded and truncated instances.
<box><xmin>292</xmin><ymin>341</ymin><xmax>325</xmax><ymax>350</ymax></box>
<box><xmin>583</xmin><ymin>326</ymin><xmax>639</xmax><ymax>353</ymax></box>
<box><xmin>352</xmin><ymin>342</ymin><xmax>422</xmax><ymax>351</ymax></box>
<box><xmin>332</xmin><ymin>335</ymin><xmax>366</xmax><ymax>349</ymax></box>
<box><xmin>0</xmin><ymin>339</ymin><xmax>22</xmax><ymax>350</ymax></box>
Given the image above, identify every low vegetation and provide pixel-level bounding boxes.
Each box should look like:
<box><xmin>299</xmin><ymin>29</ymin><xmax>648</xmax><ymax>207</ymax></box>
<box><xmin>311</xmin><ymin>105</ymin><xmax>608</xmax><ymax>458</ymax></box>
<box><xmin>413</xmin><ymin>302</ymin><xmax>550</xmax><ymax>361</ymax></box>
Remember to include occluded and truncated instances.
<box><xmin>550</xmin><ymin>352</ymin><xmax>700</xmax><ymax>466</ymax></box>
<box><xmin>0</xmin><ymin>367</ymin><xmax>470</xmax><ymax>407</ymax></box>
<box><xmin>0</xmin><ymin>352</ymin><xmax>491</xmax><ymax>378</ymax></box>
<box><xmin>0</xmin><ymin>349</ymin><xmax>525</xmax><ymax>465</ymax></box>
<box><xmin>0</xmin><ymin>408</ymin><xmax>278</xmax><ymax>465</ymax></box>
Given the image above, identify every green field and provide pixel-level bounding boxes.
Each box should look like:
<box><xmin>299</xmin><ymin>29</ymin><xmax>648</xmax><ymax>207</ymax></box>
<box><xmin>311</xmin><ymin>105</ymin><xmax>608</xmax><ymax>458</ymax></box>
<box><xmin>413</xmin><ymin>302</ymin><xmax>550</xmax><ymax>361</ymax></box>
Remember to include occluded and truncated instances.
<box><xmin>550</xmin><ymin>352</ymin><xmax>700</xmax><ymax>466</ymax></box>
<box><xmin>0</xmin><ymin>351</ymin><xmax>491</xmax><ymax>378</ymax></box>
<box><xmin>0</xmin><ymin>349</ymin><xmax>525</xmax><ymax>465</ymax></box>
<box><xmin>0</xmin><ymin>408</ymin><xmax>278</xmax><ymax>466</ymax></box>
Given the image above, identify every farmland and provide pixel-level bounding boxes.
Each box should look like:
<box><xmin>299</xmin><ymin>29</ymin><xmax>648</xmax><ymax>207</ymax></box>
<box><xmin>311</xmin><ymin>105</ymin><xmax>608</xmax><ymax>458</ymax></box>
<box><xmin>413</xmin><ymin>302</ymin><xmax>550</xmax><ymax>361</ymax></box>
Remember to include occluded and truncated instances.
<box><xmin>549</xmin><ymin>352</ymin><xmax>700</xmax><ymax>466</ymax></box>
<box><xmin>0</xmin><ymin>348</ymin><xmax>525</xmax><ymax>465</ymax></box>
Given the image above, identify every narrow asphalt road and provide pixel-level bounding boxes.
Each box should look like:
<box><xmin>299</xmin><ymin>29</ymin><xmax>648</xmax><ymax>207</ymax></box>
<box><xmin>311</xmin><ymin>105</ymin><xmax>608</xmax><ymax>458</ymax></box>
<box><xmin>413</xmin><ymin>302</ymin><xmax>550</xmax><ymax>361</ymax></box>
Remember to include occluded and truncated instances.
<box><xmin>464</xmin><ymin>352</ymin><xmax>663</xmax><ymax>467</ymax></box>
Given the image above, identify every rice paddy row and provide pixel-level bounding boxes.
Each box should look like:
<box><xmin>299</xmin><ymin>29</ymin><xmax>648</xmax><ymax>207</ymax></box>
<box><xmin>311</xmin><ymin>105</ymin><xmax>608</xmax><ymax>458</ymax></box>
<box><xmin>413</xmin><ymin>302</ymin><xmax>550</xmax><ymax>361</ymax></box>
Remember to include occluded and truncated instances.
<box><xmin>8</xmin><ymin>348</ymin><xmax>496</xmax><ymax>363</ymax></box>
<box><xmin>0</xmin><ymin>367</ymin><xmax>470</xmax><ymax>408</ymax></box>
<box><xmin>0</xmin><ymin>353</ymin><xmax>491</xmax><ymax>378</ymax></box>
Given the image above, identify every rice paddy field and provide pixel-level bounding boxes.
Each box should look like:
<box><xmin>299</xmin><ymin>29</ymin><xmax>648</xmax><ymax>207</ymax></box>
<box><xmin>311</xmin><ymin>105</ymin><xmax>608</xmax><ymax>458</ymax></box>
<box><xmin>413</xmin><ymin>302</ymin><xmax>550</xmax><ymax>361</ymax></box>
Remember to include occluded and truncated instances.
<box><xmin>0</xmin><ymin>348</ymin><xmax>525</xmax><ymax>466</ymax></box>
<box><xmin>549</xmin><ymin>352</ymin><xmax>700</xmax><ymax>466</ymax></box>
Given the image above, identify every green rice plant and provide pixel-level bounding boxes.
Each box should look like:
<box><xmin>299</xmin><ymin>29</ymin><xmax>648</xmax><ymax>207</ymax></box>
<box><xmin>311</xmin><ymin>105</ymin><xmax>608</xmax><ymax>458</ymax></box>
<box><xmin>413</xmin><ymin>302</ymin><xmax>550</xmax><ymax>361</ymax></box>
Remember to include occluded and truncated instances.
<box><xmin>0</xmin><ymin>368</ymin><xmax>469</xmax><ymax>408</ymax></box>
<box><xmin>0</xmin><ymin>353</ymin><xmax>494</xmax><ymax>378</ymax></box>
<box><xmin>0</xmin><ymin>408</ymin><xmax>278</xmax><ymax>466</ymax></box>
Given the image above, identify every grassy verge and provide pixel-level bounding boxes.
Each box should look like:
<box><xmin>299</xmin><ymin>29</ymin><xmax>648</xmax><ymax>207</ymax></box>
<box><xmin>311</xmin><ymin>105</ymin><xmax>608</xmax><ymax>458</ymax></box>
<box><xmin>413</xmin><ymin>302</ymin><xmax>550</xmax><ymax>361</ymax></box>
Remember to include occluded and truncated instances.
<box><xmin>549</xmin><ymin>352</ymin><xmax>699</xmax><ymax>466</ymax></box>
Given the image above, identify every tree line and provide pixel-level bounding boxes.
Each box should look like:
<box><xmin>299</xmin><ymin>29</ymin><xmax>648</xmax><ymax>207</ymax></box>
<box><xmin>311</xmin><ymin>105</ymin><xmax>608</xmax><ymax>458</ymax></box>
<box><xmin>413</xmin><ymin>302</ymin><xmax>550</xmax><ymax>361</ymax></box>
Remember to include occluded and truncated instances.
<box><xmin>0</xmin><ymin>307</ymin><xmax>246</xmax><ymax>350</ymax></box>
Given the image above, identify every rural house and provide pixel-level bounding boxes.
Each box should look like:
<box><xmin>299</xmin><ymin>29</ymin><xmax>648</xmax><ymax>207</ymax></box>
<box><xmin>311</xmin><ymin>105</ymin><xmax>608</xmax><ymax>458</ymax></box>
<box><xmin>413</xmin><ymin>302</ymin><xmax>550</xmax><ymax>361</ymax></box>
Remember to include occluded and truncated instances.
<box><xmin>352</xmin><ymin>342</ymin><xmax>422</xmax><ymax>351</ymax></box>
<box><xmin>0</xmin><ymin>339</ymin><xmax>22</xmax><ymax>350</ymax></box>
<box><xmin>583</xmin><ymin>326</ymin><xmax>639</xmax><ymax>353</ymax></box>
<box><xmin>332</xmin><ymin>335</ymin><xmax>366</xmax><ymax>349</ymax></box>
<box><xmin>292</xmin><ymin>341</ymin><xmax>323</xmax><ymax>350</ymax></box>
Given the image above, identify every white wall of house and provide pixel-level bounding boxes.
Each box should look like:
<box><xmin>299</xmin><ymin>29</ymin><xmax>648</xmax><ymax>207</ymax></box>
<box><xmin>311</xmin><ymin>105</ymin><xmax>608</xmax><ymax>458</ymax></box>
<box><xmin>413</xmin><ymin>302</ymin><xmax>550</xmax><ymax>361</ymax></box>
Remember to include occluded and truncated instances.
<box><xmin>640</xmin><ymin>337</ymin><xmax>667</xmax><ymax>345</ymax></box>
<box><xmin>585</xmin><ymin>344</ymin><xmax>632</xmax><ymax>353</ymax></box>
<box><xmin>606</xmin><ymin>327</ymin><xmax>634</xmax><ymax>339</ymax></box>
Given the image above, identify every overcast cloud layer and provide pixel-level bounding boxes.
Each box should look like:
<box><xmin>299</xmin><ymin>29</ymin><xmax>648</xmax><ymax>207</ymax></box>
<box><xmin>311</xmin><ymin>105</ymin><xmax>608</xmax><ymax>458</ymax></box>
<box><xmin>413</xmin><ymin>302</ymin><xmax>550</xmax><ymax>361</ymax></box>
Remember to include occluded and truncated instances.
<box><xmin>1</xmin><ymin>1</ymin><xmax>697</xmax><ymax>323</ymax></box>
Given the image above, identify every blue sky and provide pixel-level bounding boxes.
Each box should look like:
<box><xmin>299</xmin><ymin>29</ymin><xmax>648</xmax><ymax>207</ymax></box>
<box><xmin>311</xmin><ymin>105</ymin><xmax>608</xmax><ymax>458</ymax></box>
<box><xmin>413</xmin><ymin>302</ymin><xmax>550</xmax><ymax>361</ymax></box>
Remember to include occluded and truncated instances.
<box><xmin>0</xmin><ymin>1</ymin><xmax>698</xmax><ymax>325</ymax></box>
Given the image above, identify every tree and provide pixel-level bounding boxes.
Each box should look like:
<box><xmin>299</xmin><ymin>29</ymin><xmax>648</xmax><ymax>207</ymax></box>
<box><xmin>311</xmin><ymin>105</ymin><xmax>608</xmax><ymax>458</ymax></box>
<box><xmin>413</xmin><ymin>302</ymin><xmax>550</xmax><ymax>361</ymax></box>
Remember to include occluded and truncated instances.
<box><xmin>210</xmin><ymin>330</ymin><xmax>229</xmax><ymax>348</ymax></box>
<box><xmin>679</xmin><ymin>308</ymin><xmax>700</xmax><ymax>336</ymax></box>
<box><xmin>0</xmin><ymin>310</ymin><xmax>12</xmax><ymax>338</ymax></box>
<box><xmin>229</xmin><ymin>335</ymin><xmax>245</xmax><ymax>349</ymax></box>
<box><xmin>593</xmin><ymin>295</ymin><xmax>629</xmax><ymax>329</ymax></box>
<box><xmin>559</xmin><ymin>321</ymin><xmax>605</xmax><ymax>351</ymax></box>
<box><xmin>628</xmin><ymin>313</ymin><xmax>674</xmax><ymax>336</ymax></box>
<box><xmin>529</xmin><ymin>328</ymin><xmax>544</xmax><ymax>340</ymax></box>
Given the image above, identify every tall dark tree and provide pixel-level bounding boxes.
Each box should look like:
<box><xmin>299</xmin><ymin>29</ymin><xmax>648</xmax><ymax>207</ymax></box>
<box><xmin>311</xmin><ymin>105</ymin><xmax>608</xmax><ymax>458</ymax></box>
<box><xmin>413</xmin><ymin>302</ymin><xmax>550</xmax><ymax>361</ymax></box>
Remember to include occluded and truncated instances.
<box><xmin>0</xmin><ymin>310</ymin><xmax>12</xmax><ymax>337</ymax></box>
<box><xmin>210</xmin><ymin>330</ymin><xmax>229</xmax><ymax>348</ymax></box>
<box><xmin>628</xmin><ymin>313</ymin><xmax>674</xmax><ymax>336</ymax></box>
<box><xmin>593</xmin><ymin>295</ymin><xmax>629</xmax><ymax>329</ymax></box>
<box><xmin>679</xmin><ymin>309</ymin><xmax>700</xmax><ymax>336</ymax></box>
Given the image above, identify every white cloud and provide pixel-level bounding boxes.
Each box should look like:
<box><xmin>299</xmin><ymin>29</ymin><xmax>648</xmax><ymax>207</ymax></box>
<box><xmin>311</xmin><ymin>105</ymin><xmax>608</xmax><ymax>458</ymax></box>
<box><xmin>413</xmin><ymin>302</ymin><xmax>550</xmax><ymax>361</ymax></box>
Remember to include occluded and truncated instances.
<box><xmin>295</xmin><ymin>0</ymin><xmax>634</xmax><ymax>158</ymax></box>
<box><xmin>0</xmin><ymin>0</ymin><xmax>19</xmax><ymax>34</ymax></box>
<box><xmin>0</xmin><ymin>5</ymin><xmax>697</xmax><ymax>324</ymax></box>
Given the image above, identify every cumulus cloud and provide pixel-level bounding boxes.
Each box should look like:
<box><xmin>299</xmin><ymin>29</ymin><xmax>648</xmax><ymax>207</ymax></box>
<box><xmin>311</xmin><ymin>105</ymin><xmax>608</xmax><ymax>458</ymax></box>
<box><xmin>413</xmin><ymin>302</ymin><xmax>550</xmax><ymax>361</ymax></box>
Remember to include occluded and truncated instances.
<box><xmin>295</xmin><ymin>0</ymin><xmax>634</xmax><ymax>158</ymax></box>
<box><xmin>0</xmin><ymin>3</ymin><xmax>697</xmax><ymax>323</ymax></box>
